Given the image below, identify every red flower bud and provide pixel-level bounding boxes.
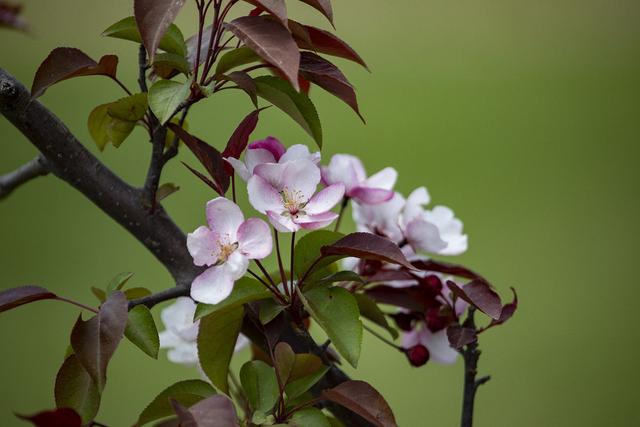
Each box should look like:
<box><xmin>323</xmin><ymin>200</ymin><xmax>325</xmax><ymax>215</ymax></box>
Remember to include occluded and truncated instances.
<box><xmin>405</xmin><ymin>344</ymin><xmax>430</xmax><ymax>367</ymax></box>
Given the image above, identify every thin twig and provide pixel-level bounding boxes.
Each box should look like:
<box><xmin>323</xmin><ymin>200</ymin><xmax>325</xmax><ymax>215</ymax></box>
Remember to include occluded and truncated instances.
<box><xmin>55</xmin><ymin>297</ymin><xmax>99</xmax><ymax>314</ymax></box>
<box><xmin>273</xmin><ymin>228</ymin><xmax>290</xmax><ymax>298</ymax></box>
<box><xmin>334</xmin><ymin>197</ymin><xmax>349</xmax><ymax>232</ymax></box>
<box><xmin>460</xmin><ymin>308</ymin><xmax>491</xmax><ymax>427</ymax></box>
<box><xmin>0</xmin><ymin>155</ymin><xmax>49</xmax><ymax>200</ymax></box>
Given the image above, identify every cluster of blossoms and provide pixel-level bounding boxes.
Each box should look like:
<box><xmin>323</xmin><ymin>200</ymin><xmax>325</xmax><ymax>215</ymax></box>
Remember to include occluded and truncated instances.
<box><xmin>160</xmin><ymin>137</ymin><xmax>469</xmax><ymax>369</ymax></box>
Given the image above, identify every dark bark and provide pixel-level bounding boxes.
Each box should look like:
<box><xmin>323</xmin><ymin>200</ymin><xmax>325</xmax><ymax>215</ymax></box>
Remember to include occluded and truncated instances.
<box><xmin>460</xmin><ymin>309</ymin><xmax>491</xmax><ymax>427</ymax></box>
<box><xmin>0</xmin><ymin>155</ymin><xmax>49</xmax><ymax>200</ymax></box>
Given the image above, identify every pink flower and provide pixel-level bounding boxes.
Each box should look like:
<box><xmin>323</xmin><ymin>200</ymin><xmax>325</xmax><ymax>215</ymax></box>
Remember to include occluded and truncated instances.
<box><xmin>187</xmin><ymin>198</ymin><xmax>272</xmax><ymax>304</ymax></box>
<box><xmin>247</xmin><ymin>159</ymin><xmax>345</xmax><ymax>232</ymax></box>
<box><xmin>321</xmin><ymin>154</ymin><xmax>397</xmax><ymax>204</ymax></box>
<box><xmin>226</xmin><ymin>137</ymin><xmax>320</xmax><ymax>181</ymax></box>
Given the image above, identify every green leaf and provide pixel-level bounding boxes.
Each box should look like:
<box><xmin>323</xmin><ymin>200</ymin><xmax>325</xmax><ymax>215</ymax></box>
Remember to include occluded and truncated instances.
<box><xmin>54</xmin><ymin>355</ymin><xmax>101</xmax><ymax>424</ymax></box>
<box><xmin>153</xmin><ymin>52</ymin><xmax>191</xmax><ymax>78</ymax></box>
<box><xmin>285</xmin><ymin>365</ymin><xmax>329</xmax><ymax>400</ymax></box>
<box><xmin>102</xmin><ymin>16</ymin><xmax>187</xmax><ymax>57</ymax></box>
<box><xmin>124</xmin><ymin>287</ymin><xmax>153</xmax><ymax>300</ymax></box>
<box><xmin>91</xmin><ymin>287</ymin><xmax>106</xmax><ymax>303</ymax></box>
<box><xmin>354</xmin><ymin>293</ymin><xmax>398</xmax><ymax>340</ymax></box>
<box><xmin>148</xmin><ymin>79</ymin><xmax>191</xmax><ymax>124</ymax></box>
<box><xmin>125</xmin><ymin>305</ymin><xmax>159</xmax><ymax>359</ymax></box>
<box><xmin>215</xmin><ymin>47</ymin><xmax>261</xmax><ymax>76</ymax></box>
<box><xmin>259</xmin><ymin>299</ymin><xmax>287</xmax><ymax>325</ymax></box>
<box><xmin>289</xmin><ymin>407</ymin><xmax>331</xmax><ymax>427</ymax></box>
<box><xmin>137</xmin><ymin>379</ymin><xmax>216</xmax><ymax>426</ymax></box>
<box><xmin>155</xmin><ymin>183</ymin><xmax>180</xmax><ymax>203</ymax></box>
<box><xmin>299</xmin><ymin>287</ymin><xmax>362</xmax><ymax>368</ymax></box>
<box><xmin>106</xmin><ymin>272</ymin><xmax>134</xmax><ymax>295</ymax></box>
<box><xmin>254</xmin><ymin>76</ymin><xmax>322</xmax><ymax>148</ymax></box>
<box><xmin>240</xmin><ymin>360</ymin><xmax>280</xmax><ymax>415</ymax></box>
<box><xmin>194</xmin><ymin>277</ymin><xmax>270</xmax><ymax>320</ymax></box>
<box><xmin>274</xmin><ymin>342</ymin><xmax>296</xmax><ymax>385</ymax></box>
<box><xmin>198</xmin><ymin>306</ymin><xmax>245</xmax><ymax>394</ymax></box>
<box><xmin>294</xmin><ymin>230</ymin><xmax>344</xmax><ymax>279</ymax></box>
<box><xmin>88</xmin><ymin>104</ymin><xmax>137</xmax><ymax>151</ymax></box>
<box><xmin>311</xmin><ymin>271</ymin><xmax>364</xmax><ymax>288</ymax></box>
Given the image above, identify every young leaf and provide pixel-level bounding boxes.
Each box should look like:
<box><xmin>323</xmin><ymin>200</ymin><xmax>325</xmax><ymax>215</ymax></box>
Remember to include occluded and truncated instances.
<box><xmin>31</xmin><ymin>48</ymin><xmax>118</xmax><ymax>98</ymax></box>
<box><xmin>172</xmin><ymin>395</ymin><xmax>239</xmax><ymax>427</ymax></box>
<box><xmin>194</xmin><ymin>277</ymin><xmax>270</xmax><ymax>320</ymax></box>
<box><xmin>284</xmin><ymin>365</ymin><xmax>329</xmax><ymax>399</ymax></box>
<box><xmin>298</xmin><ymin>0</ymin><xmax>333</xmax><ymax>24</ymax></box>
<box><xmin>137</xmin><ymin>380</ymin><xmax>216</xmax><ymax>426</ymax></box>
<box><xmin>320</xmin><ymin>232</ymin><xmax>415</xmax><ymax>270</ymax></box>
<box><xmin>167</xmin><ymin>124</ymin><xmax>230</xmax><ymax>196</ymax></box>
<box><xmin>322</xmin><ymin>380</ymin><xmax>397</xmax><ymax>427</ymax></box>
<box><xmin>299</xmin><ymin>286</ymin><xmax>362</xmax><ymax>368</ymax></box>
<box><xmin>293</xmin><ymin>230</ymin><xmax>343</xmax><ymax>279</ymax></box>
<box><xmin>153</xmin><ymin>52</ymin><xmax>191</xmax><ymax>79</ymax></box>
<box><xmin>125</xmin><ymin>305</ymin><xmax>160</xmax><ymax>359</ymax></box>
<box><xmin>16</xmin><ymin>408</ymin><xmax>83</xmax><ymax>427</ymax></box>
<box><xmin>295</xmin><ymin>25</ymin><xmax>368</xmax><ymax>70</ymax></box>
<box><xmin>225</xmin><ymin>16</ymin><xmax>300</xmax><ymax>91</ymax></box>
<box><xmin>299</xmin><ymin>52</ymin><xmax>363</xmax><ymax>121</ymax></box>
<box><xmin>198</xmin><ymin>306</ymin><xmax>245</xmax><ymax>394</ymax></box>
<box><xmin>489</xmin><ymin>287</ymin><xmax>518</xmax><ymax>327</ymax></box>
<box><xmin>446</xmin><ymin>324</ymin><xmax>477</xmax><ymax>350</ymax></box>
<box><xmin>155</xmin><ymin>183</ymin><xmax>180</xmax><ymax>203</ymax></box>
<box><xmin>215</xmin><ymin>46</ymin><xmax>261</xmax><ymax>76</ymax></box>
<box><xmin>105</xmin><ymin>271</ymin><xmax>134</xmax><ymax>295</ymax></box>
<box><xmin>221</xmin><ymin>109</ymin><xmax>261</xmax><ymax>168</ymax></box>
<box><xmin>91</xmin><ymin>287</ymin><xmax>106</xmax><ymax>303</ymax></box>
<box><xmin>109</xmin><ymin>93</ymin><xmax>149</xmax><ymax>121</ymax></box>
<box><xmin>88</xmin><ymin>100</ymin><xmax>140</xmax><ymax>151</ymax></box>
<box><xmin>0</xmin><ymin>3</ymin><xmax>28</xmax><ymax>32</ymax></box>
<box><xmin>448</xmin><ymin>280</ymin><xmax>503</xmax><ymax>320</ymax></box>
<box><xmin>70</xmin><ymin>291</ymin><xmax>128</xmax><ymax>390</ymax></box>
<box><xmin>54</xmin><ymin>355</ymin><xmax>101</xmax><ymax>424</ymax></box>
<box><xmin>0</xmin><ymin>285</ymin><xmax>56</xmax><ymax>313</ymax></box>
<box><xmin>124</xmin><ymin>287</ymin><xmax>153</xmax><ymax>300</ymax></box>
<box><xmin>240</xmin><ymin>360</ymin><xmax>279</xmax><ymax>414</ymax></box>
<box><xmin>134</xmin><ymin>0</ymin><xmax>187</xmax><ymax>62</ymax></box>
<box><xmin>354</xmin><ymin>293</ymin><xmax>398</xmax><ymax>340</ymax></box>
<box><xmin>148</xmin><ymin>79</ymin><xmax>190</xmax><ymax>124</ymax></box>
<box><xmin>254</xmin><ymin>76</ymin><xmax>322</xmax><ymax>147</ymax></box>
<box><xmin>289</xmin><ymin>407</ymin><xmax>331</xmax><ymax>427</ymax></box>
<box><xmin>102</xmin><ymin>16</ymin><xmax>187</xmax><ymax>57</ymax></box>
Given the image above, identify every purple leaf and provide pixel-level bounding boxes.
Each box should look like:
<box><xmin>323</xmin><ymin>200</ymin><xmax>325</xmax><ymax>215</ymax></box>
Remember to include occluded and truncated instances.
<box><xmin>134</xmin><ymin>0</ymin><xmax>186</xmax><ymax>62</ymax></box>
<box><xmin>412</xmin><ymin>259</ymin><xmax>488</xmax><ymax>283</ymax></box>
<box><xmin>447</xmin><ymin>324</ymin><xmax>478</xmax><ymax>349</ymax></box>
<box><xmin>489</xmin><ymin>287</ymin><xmax>518</xmax><ymax>327</ymax></box>
<box><xmin>448</xmin><ymin>280</ymin><xmax>503</xmax><ymax>320</ymax></box>
<box><xmin>70</xmin><ymin>291</ymin><xmax>128</xmax><ymax>390</ymax></box>
<box><xmin>31</xmin><ymin>48</ymin><xmax>118</xmax><ymax>98</ymax></box>
<box><xmin>299</xmin><ymin>0</ymin><xmax>333</xmax><ymax>24</ymax></box>
<box><xmin>321</xmin><ymin>232</ymin><xmax>415</xmax><ymax>270</ymax></box>
<box><xmin>299</xmin><ymin>52</ymin><xmax>363</xmax><ymax>121</ymax></box>
<box><xmin>15</xmin><ymin>408</ymin><xmax>82</xmax><ymax>427</ymax></box>
<box><xmin>246</xmin><ymin>0</ymin><xmax>288</xmax><ymax>27</ymax></box>
<box><xmin>365</xmin><ymin>285</ymin><xmax>426</xmax><ymax>312</ymax></box>
<box><xmin>322</xmin><ymin>380</ymin><xmax>397</xmax><ymax>427</ymax></box>
<box><xmin>225</xmin><ymin>16</ymin><xmax>300</xmax><ymax>91</ymax></box>
<box><xmin>0</xmin><ymin>2</ymin><xmax>27</xmax><ymax>32</ymax></box>
<box><xmin>168</xmin><ymin>124</ymin><xmax>230</xmax><ymax>196</ymax></box>
<box><xmin>294</xmin><ymin>24</ymin><xmax>368</xmax><ymax>70</ymax></box>
<box><xmin>0</xmin><ymin>285</ymin><xmax>57</xmax><ymax>313</ymax></box>
<box><xmin>172</xmin><ymin>395</ymin><xmax>240</xmax><ymax>427</ymax></box>
<box><xmin>222</xmin><ymin>109</ymin><xmax>261</xmax><ymax>171</ymax></box>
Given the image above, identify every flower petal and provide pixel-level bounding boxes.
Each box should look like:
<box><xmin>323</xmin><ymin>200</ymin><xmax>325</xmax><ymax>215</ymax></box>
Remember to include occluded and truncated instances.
<box><xmin>420</xmin><ymin>328</ymin><xmax>458</xmax><ymax>364</ymax></box>
<box><xmin>352</xmin><ymin>192</ymin><xmax>406</xmax><ymax>242</ymax></box>
<box><xmin>402</xmin><ymin>186</ymin><xmax>430</xmax><ymax>226</ymax></box>
<box><xmin>190</xmin><ymin>265</ymin><xmax>239</xmax><ymax>305</ymax></box>
<box><xmin>166</xmin><ymin>342</ymin><xmax>199</xmax><ymax>365</ymax></box>
<box><xmin>423</xmin><ymin>206</ymin><xmax>468</xmax><ymax>255</ymax></box>
<box><xmin>206</xmin><ymin>198</ymin><xmax>244</xmax><ymax>241</ymax></box>
<box><xmin>279</xmin><ymin>144</ymin><xmax>320</xmax><ymax>164</ymax></box>
<box><xmin>365</xmin><ymin>167</ymin><xmax>397</xmax><ymax>191</ymax></box>
<box><xmin>349</xmin><ymin>186</ymin><xmax>395</xmax><ymax>204</ymax></box>
<box><xmin>305</xmin><ymin>184</ymin><xmax>345</xmax><ymax>215</ymax></box>
<box><xmin>248</xmin><ymin>136</ymin><xmax>285</xmax><ymax>161</ymax></box>
<box><xmin>253</xmin><ymin>162</ymin><xmax>288</xmax><ymax>190</ymax></box>
<box><xmin>225</xmin><ymin>157</ymin><xmax>250</xmax><ymax>181</ymax></box>
<box><xmin>245</xmin><ymin>147</ymin><xmax>277</xmax><ymax>176</ymax></box>
<box><xmin>187</xmin><ymin>226</ymin><xmax>219</xmax><ymax>267</ymax></box>
<box><xmin>247</xmin><ymin>175</ymin><xmax>283</xmax><ymax>214</ymax></box>
<box><xmin>280</xmin><ymin>159</ymin><xmax>321</xmax><ymax>201</ymax></box>
<box><xmin>237</xmin><ymin>218</ymin><xmax>272</xmax><ymax>259</ymax></box>
<box><xmin>296</xmin><ymin>211</ymin><xmax>339</xmax><ymax>230</ymax></box>
<box><xmin>405</xmin><ymin>218</ymin><xmax>448</xmax><ymax>254</ymax></box>
<box><xmin>267</xmin><ymin>210</ymin><xmax>299</xmax><ymax>232</ymax></box>
<box><xmin>321</xmin><ymin>154</ymin><xmax>365</xmax><ymax>191</ymax></box>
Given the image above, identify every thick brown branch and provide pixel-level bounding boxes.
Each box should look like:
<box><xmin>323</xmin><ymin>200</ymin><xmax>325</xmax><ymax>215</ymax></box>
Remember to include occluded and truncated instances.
<box><xmin>0</xmin><ymin>155</ymin><xmax>49</xmax><ymax>200</ymax></box>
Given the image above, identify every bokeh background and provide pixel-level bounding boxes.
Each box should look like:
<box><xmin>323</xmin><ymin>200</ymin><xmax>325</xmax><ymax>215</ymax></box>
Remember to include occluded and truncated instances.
<box><xmin>1</xmin><ymin>0</ymin><xmax>639</xmax><ymax>425</ymax></box>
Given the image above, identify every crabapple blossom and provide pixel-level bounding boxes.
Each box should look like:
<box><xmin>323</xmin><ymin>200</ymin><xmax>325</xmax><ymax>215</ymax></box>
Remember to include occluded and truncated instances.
<box><xmin>226</xmin><ymin>136</ymin><xmax>320</xmax><ymax>181</ymax></box>
<box><xmin>187</xmin><ymin>197</ymin><xmax>272</xmax><ymax>304</ymax></box>
<box><xmin>159</xmin><ymin>297</ymin><xmax>248</xmax><ymax>366</ymax></box>
<box><xmin>321</xmin><ymin>154</ymin><xmax>397</xmax><ymax>204</ymax></box>
<box><xmin>247</xmin><ymin>158</ymin><xmax>345</xmax><ymax>232</ymax></box>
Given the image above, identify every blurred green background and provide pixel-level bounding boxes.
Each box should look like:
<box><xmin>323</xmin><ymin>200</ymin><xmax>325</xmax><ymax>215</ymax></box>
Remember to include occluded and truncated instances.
<box><xmin>1</xmin><ymin>0</ymin><xmax>639</xmax><ymax>425</ymax></box>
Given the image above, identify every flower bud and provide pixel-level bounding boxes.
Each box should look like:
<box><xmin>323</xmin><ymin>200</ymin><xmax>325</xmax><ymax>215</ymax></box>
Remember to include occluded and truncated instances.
<box><xmin>405</xmin><ymin>344</ymin><xmax>430</xmax><ymax>367</ymax></box>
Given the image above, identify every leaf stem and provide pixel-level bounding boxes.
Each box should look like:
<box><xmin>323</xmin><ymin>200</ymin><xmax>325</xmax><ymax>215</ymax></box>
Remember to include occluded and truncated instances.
<box><xmin>334</xmin><ymin>197</ymin><xmax>349</xmax><ymax>232</ymax></box>
<box><xmin>111</xmin><ymin>76</ymin><xmax>132</xmax><ymax>96</ymax></box>
<box><xmin>55</xmin><ymin>297</ymin><xmax>99</xmax><ymax>314</ymax></box>
<box><xmin>362</xmin><ymin>323</ymin><xmax>401</xmax><ymax>351</ymax></box>
<box><xmin>273</xmin><ymin>228</ymin><xmax>290</xmax><ymax>298</ymax></box>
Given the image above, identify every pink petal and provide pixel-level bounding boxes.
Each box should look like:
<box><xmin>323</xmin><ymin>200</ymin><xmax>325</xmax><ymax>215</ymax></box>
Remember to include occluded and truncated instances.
<box><xmin>244</xmin><ymin>148</ymin><xmax>276</xmax><ymax>176</ymax></box>
<box><xmin>364</xmin><ymin>167</ymin><xmax>398</xmax><ymax>191</ymax></box>
<box><xmin>279</xmin><ymin>144</ymin><xmax>320</xmax><ymax>164</ymax></box>
<box><xmin>349</xmin><ymin>186</ymin><xmax>395</xmax><ymax>204</ymax></box>
<box><xmin>305</xmin><ymin>184</ymin><xmax>345</xmax><ymax>215</ymax></box>
<box><xmin>280</xmin><ymin>159</ymin><xmax>321</xmax><ymax>201</ymax></box>
<box><xmin>190</xmin><ymin>266</ymin><xmax>236</xmax><ymax>305</ymax></box>
<box><xmin>225</xmin><ymin>157</ymin><xmax>250</xmax><ymax>181</ymax></box>
<box><xmin>254</xmin><ymin>162</ymin><xmax>288</xmax><ymax>190</ymax></box>
<box><xmin>247</xmin><ymin>175</ymin><xmax>283</xmax><ymax>214</ymax></box>
<box><xmin>187</xmin><ymin>226</ymin><xmax>219</xmax><ymax>267</ymax></box>
<box><xmin>267</xmin><ymin>210</ymin><xmax>299</xmax><ymax>232</ymax></box>
<box><xmin>248</xmin><ymin>136</ymin><xmax>286</xmax><ymax>161</ymax></box>
<box><xmin>405</xmin><ymin>218</ymin><xmax>448</xmax><ymax>254</ymax></box>
<box><xmin>296</xmin><ymin>211</ymin><xmax>339</xmax><ymax>230</ymax></box>
<box><xmin>205</xmin><ymin>198</ymin><xmax>244</xmax><ymax>241</ymax></box>
<box><xmin>237</xmin><ymin>218</ymin><xmax>272</xmax><ymax>259</ymax></box>
<box><xmin>321</xmin><ymin>154</ymin><xmax>364</xmax><ymax>191</ymax></box>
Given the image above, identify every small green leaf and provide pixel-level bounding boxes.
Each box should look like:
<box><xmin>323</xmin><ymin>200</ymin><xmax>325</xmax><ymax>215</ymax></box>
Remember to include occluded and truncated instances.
<box><xmin>108</xmin><ymin>93</ymin><xmax>148</xmax><ymax>122</ymax></box>
<box><xmin>106</xmin><ymin>272</ymin><xmax>134</xmax><ymax>295</ymax></box>
<box><xmin>88</xmin><ymin>104</ymin><xmax>137</xmax><ymax>151</ymax></box>
<box><xmin>54</xmin><ymin>355</ymin><xmax>101</xmax><ymax>424</ymax></box>
<box><xmin>354</xmin><ymin>293</ymin><xmax>398</xmax><ymax>340</ymax></box>
<box><xmin>194</xmin><ymin>277</ymin><xmax>270</xmax><ymax>320</ymax></box>
<box><xmin>289</xmin><ymin>407</ymin><xmax>331</xmax><ymax>427</ymax></box>
<box><xmin>215</xmin><ymin>47</ymin><xmax>261</xmax><ymax>76</ymax></box>
<box><xmin>148</xmin><ymin>79</ymin><xmax>191</xmax><ymax>124</ymax></box>
<box><xmin>137</xmin><ymin>380</ymin><xmax>216</xmax><ymax>426</ymax></box>
<box><xmin>259</xmin><ymin>299</ymin><xmax>287</xmax><ymax>325</ymax></box>
<box><xmin>198</xmin><ymin>306</ymin><xmax>245</xmax><ymax>394</ymax></box>
<box><xmin>285</xmin><ymin>365</ymin><xmax>329</xmax><ymax>400</ymax></box>
<box><xmin>299</xmin><ymin>287</ymin><xmax>362</xmax><ymax>368</ymax></box>
<box><xmin>125</xmin><ymin>305</ymin><xmax>160</xmax><ymax>359</ymax></box>
<box><xmin>240</xmin><ymin>360</ymin><xmax>279</xmax><ymax>415</ymax></box>
<box><xmin>124</xmin><ymin>287</ymin><xmax>153</xmax><ymax>300</ymax></box>
<box><xmin>90</xmin><ymin>287</ymin><xmax>106</xmax><ymax>303</ymax></box>
<box><xmin>294</xmin><ymin>230</ymin><xmax>344</xmax><ymax>279</ymax></box>
<box><xmin>155</xmin><ymin>183</ymin><xmax>180</xmax><ymax>203</ymax></box>
<box><xmin>254</xmin><ymin>76</ymin><xmax>322</xmax><ymax>148</ymax></box>
<box><xmin>153</xmin><ymin>52</ymin><xmax>191</xmax><ymax>78</ymax></box>
<box><xmin>102</xmin><ymin>17</ymin><xmax>187</xmax><ymax>57</ymax></box>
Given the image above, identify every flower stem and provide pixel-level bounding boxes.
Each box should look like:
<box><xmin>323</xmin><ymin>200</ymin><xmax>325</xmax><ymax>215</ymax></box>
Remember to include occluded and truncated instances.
<box><xmin>290</xmin><ymin>231</ymin><xmax>296</xmax><ymax>298</ymax></box>
<box><xmin>334</xmin><ymin>197</ymin><xmax>349</xmax><ymax>232</ymax></box>
<box><xmin>248</xmin><ymin>268</ymin><xmax>287</xmax><ymax>305</ymax></box>
<box><xmin>273</xmin><ymin>228</ymin><xmax>290</xmax><ymax>298</ymax></box>
<box><xmin>363</xmin><ymin>323</ymin><xmax>401</xmax><ymax>351</ymax></box>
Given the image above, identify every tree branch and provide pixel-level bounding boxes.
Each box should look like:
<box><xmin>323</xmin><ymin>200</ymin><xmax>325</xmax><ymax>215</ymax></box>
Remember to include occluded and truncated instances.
<box><xmin>0</xmin><ymin>155</ymin><xmax>49</xmax><ymax>200</ymax></box>
<box><xmin>0</xmin><ymin>67</ymin><xmax>368</xmax><ymax>426</ymax></box>
<box><xmin>460</xmin><ymin>308</ymin><xmax>491</xmax><ymax>427</ymax></box>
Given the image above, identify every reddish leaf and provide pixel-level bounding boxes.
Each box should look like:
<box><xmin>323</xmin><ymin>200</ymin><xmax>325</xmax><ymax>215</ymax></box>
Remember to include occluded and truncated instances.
<box><xmin>168</xmin><ymin>124</ymin><xmax>230</xmax><ymax>196</ymax></box>
<box><xmin>0</xmin><ymin>2</ymin><xmax>27</xmax><ymax>31</ymax></box>
<box><xmin>225</xmin><ymin>16</ymin><xmax>300</xmax><ymax>91</ymax></box>
<box><xmin>446</xmin><ymin>324</ymin><xmax>478</xmax><ymax>349</ymax></box>
<box><xmin>299</xmin><ymin>0</ymin><xmax>333</xmax><ymax>24</ymax></box>
<box><xmin>222</xmin><ymin>109</ymin><xmax>261</xmax><ymax>174</ymax></box>
<box><xmin>412</xmin><ymin>259</ymin><xmax>488</xmax><ymax>283</ymax></box>
<box><xmin>0</xmin><ymin>285</ymin><xmax>57</xmax><ymax>313</ymax></box>
<box><xmin>172</xmin><ymin>396</ymin><xmax>239</xmax><ymax>427</ymax></box>
<box><xmin>448</xmin><ymin>280</ymin><xmax>502</xmax><ymax>320</ymax></box>
<box><xmin>70</xmin><ymin>291</ymin><xmax>128</xmax><ymax>390</ymax></box>
<box><xmin>246</xmin><ymin>0</ymin><xmax>287</xmax><ymax>27</ymax></box>
<box><xmin>15</xmin><ymin>408</ymin><xmax>82</xmax><ymax>427</ymax></box>
<box><xmin>321</xmin><ymin>232</ymin><xmax>415</xmax><ymax>270</ymax></box>
<box><xmin>295</xmin><ymin>24</ymin><xmax>368</xmax><ymax>70</ymax></box>
<box><xmin>31</xmin><ymin>48</ymin><xmax>118</xmax><ymax>98</ymax></box>
<box><xmin>489</xmin><ymin>287</ymin><xmax>518</xmax><ymax>327</ymax></box>
<box><xmin>365</xmin><ymin>285</ymin><xmax>426</xmax><ymax>312</ymax></box>
<box><xmin>134</xmin><ymin>0</ymin><xmax>186</xmax><ymax>62</ymax></box>
<box><xmin>322</xmin><ymin>380</ymin><xmax>397</xmax><ymax>427</ymax></box>
<box><xmin>299</xmin><ymin>51</ymin><xmax>363</xmax><ymax>121</ymax></box>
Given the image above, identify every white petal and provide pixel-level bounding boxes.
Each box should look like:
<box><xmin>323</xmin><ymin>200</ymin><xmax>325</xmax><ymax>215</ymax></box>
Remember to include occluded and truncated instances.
<box><xmin>166</xmin><ymin>342</ymin><xmax>199</xmax><ymax>365</ymax></box>
<box><xmin>245</xmin><ymin>148</ymin><xmax>276</xmax><ymax>175</ymax></box>
<box><xmin>321</xmin><ymin>154</ymin><xmax>364</xmax><ymax>191</ymax></box>
<box><xmin>190</xmin><ymin>266</ymin><xmax>236</xmax><ymax>305</ymax></box>
<box><xmin>187</xmin><ymin>226</ymin><xmax>218</xmax><ymax>267</ymax></box>
<box><xmin>267</xmin><ymin>210</ymin><xmax>299</xmax><ymax>232</ymax></box>
<box><xmin>279</xmin><ymin>144</ymin><xmax>319</xmax><ymax>164</ymax></box>
<box><xmin>352</xmin><ymin>192</ymin><xmax>405</xmax><ymax>242</ymax></box>
<box><xmin>160</xmin><ymin>297</ymin><xmax>197</xmax><ymax>334</ymax></box>
<box><xmin>420</xmin><ymin>328</ymin><xmax>458</xmax><ymax>364</ymax></box>
<box><xmin>295</xmin><ymin>211</ymin><xmax>339</xmax><ymax>230</ymax></box>
<box><xmin>237</xmin><ymin>218</ymin><xmax>273</xmax><ymax>259</ymax></box>
<box><xmin>281</xmin><ymin>159</ymin><xmax>321</xmax><ymax>202</ymax></box>
<box><xmin>402</xmin><ymin>187</ymin><xmax>430</xmax><ymax>226</ymax></box>
<box><xmin>364</xmin><ymin>167</ymin><xmax>398</xmax><ymax>191</ymax></box>
<box><xmin>247</xmin><ymin>175</ymin><xmax>284</xmax><ymax>214</ymax></box>
<box><xmin>159</xmin><ymin>330</ymin><xmax>182</xmax><ymax>348</ymax></box>
<box><xmin>305</xmin><ymin>184</ymin><xmax>345</xmax><ymax>215</ymax></box>
<box><xmin>205</xmin><ymin>198</ymin><xmax>244</xmax><ymax>241</ymax></box>
<box><xmin>423</xmin><ymin>205</ymin><xmax>468</xmax><ymax>255</ymax></box>
<box><xmin>405</xmin><ymin>218</ymin><xmax>448</xmax><ymax>254</ymax></box>
<box><xmin>225</xmin><ymin>251</ymin><xmax>250</xmax><ymax>280</ymax></box>
<box><xmin>225</xmin><ymin>157</ymin><xmax>250</xmax><ymax>181</ymax></box>
<box><xmin>253</xmin><ymin>162</ymin><xmax>288</xmax><ymax>190</ymax></box>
